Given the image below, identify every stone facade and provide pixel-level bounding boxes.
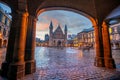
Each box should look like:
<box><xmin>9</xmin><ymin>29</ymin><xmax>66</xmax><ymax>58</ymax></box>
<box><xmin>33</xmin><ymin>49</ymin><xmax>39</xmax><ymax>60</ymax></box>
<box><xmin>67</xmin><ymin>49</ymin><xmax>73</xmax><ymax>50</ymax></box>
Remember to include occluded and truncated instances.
<box><xmin>109</xmin><ymin>22</ymin><xmax>120</xmax><ymax>49</ymax></box>
<box><xmin>1</xmin><ymin>0</ymin><xmax>119</xmax><ymax>79</ymax></box>
<box><xmin>0</xmin><ymin>6</ymin><xmax>11</xmax><ymax>48</ymax></box>
<box><xmin>49</xmin><ymin>21</ymin><xmax>67</xmax><ymax>47</ymax></box>
<box><xmin>77</xmin><ymin>28</ymin><xmax>94</xmax><ymax>49</ymax></box>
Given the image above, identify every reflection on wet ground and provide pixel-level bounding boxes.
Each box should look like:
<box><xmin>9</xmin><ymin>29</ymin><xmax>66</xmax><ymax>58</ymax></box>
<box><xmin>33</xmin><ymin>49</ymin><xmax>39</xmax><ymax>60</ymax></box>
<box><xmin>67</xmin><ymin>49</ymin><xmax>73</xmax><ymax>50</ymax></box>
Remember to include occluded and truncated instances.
<box><xmin>25</xmin><ymin>47</ymin><xmax>120</xmax><ymax>80</ymax></box>
<box><xmin>0</xmin><ymin>47</ymin><xmax>120</xmax><ymax>80</ymax></box>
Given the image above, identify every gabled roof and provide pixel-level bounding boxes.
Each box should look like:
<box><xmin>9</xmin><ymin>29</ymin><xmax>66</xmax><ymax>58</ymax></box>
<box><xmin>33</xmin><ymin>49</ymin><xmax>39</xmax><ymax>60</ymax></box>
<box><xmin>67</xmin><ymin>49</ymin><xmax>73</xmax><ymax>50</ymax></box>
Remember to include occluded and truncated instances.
<box><xmin>54</xmin><ymin>25</ymin><xmax>64</xmax><ymax>35</ymax></box>
<box><xmin>53</xmin><ymin>25</ymin><xmax>64</xmax><ymax>39</ymax></box>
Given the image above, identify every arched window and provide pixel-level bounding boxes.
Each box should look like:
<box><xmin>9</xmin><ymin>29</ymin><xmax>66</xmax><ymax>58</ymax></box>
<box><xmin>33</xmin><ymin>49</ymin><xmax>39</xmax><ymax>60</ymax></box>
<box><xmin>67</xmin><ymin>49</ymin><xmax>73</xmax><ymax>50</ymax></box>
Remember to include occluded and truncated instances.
<box><xmin>3</xmin><ymin>28</ymin><xmax>6</xmax><ymax>36</ymax></box>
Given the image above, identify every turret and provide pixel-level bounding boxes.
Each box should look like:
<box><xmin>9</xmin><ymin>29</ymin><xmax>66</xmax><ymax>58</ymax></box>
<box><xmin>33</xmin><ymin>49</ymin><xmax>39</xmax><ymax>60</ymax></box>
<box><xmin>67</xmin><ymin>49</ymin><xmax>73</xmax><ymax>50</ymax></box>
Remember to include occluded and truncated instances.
<box><xmin>64</xmin><ymin>25</ymin><xmax>67</xmax><ymax>47</ymax></box>
<box><xmin>64</xmin><ymin>24</ymin><xmax>67</xmax><ymax>38</ymax></box>
<box><xmin>49</xmin><ymin>21</ymin><xmax>53</xmax><ymax>47</ymax></box>
<box><xmin>49</xmin><ymin>21</ymin><xmax>53</xmax><ymax>30</ymax></box>
<box><xmin>49</xmin><ymin>21</ymin><xmax>53</xmax><ymax>37</ymax></box>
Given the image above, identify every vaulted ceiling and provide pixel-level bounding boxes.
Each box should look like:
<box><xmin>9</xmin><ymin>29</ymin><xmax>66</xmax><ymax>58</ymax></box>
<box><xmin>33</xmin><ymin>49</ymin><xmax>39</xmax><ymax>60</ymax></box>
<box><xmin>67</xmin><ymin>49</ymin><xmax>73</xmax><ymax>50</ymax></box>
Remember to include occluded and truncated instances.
<box><xmin>0</xmin><ymin>0</ymin><xmax>120</xmax><ymax>21</ymax></box>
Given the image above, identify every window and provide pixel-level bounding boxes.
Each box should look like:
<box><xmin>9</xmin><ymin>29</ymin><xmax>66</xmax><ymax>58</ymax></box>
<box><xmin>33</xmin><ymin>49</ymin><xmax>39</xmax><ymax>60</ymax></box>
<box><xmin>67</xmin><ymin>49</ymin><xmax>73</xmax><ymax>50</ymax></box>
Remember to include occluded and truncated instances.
<box><xmin>7</xmin><ymin>19</ymin><xmax>11</xmax><ymax>26</ymax></box>
<box><xmin>3</xmin><ymin>28</ymin><xmax>6</xmax><ymax>36</ymax></box>
<box><xmin>1</xmin><ymin>15</ymin><xmax>5</xmax><ymax>23</ymax></box>
<box><xmin>0</xmin><ymin>26</ymin><xmax>2</xmax><ymax>32</ymax></box>
<box><xmin>117</xmin><ymin>26</ymin><xmax>120</xmax><ymax>34</ymax></box>
<box><xmin>5</xmin><ymin>17</ymin><xmax>7</xmax><ymax>25</ymax></box>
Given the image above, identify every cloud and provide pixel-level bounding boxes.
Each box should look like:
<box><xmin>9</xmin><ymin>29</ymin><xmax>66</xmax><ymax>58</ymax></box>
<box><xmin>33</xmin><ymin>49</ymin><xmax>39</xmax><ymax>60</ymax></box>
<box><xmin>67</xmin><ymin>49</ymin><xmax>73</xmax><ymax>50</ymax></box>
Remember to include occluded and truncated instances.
<box><xmin>36</xmin><ymin>10</ymin><xmax>92</xmax><ymax>39</ymax></box>
<box><xmin>36</xmin><ymin>22</ymin><xmax>49</xmax><ymax>31</ymax></box>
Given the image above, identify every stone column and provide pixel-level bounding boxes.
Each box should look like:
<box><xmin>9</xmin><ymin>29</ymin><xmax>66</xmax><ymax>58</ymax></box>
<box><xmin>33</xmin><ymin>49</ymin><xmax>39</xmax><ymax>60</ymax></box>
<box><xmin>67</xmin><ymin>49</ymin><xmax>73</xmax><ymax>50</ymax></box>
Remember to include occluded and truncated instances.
<box><xmin>7</xmin><ymin>11</ymin><xmax>29</xmax><ymax>80</ymax></box>
<box><xmin>25</xmin><ymin>15</ymin><xmax>37</xmax><ymax>74</ymax></box>
<box><xmin>94</xmin><ymin>25</ymin><xmax>104</xmax><ymax>67</ymax></box>
<box><xmin>102</xmin><ymin>21</ymin><xmax>116</xmax><ymax>68</ymax></box>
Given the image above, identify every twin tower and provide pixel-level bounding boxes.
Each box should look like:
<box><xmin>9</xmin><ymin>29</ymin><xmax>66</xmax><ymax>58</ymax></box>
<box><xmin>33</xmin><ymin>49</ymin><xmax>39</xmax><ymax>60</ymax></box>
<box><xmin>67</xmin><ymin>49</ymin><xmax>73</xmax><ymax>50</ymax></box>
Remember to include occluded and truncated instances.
<box><xmin>49</xmin><ymin>21</ymin><xmax>67</xmax><ymax>47</ymax></box>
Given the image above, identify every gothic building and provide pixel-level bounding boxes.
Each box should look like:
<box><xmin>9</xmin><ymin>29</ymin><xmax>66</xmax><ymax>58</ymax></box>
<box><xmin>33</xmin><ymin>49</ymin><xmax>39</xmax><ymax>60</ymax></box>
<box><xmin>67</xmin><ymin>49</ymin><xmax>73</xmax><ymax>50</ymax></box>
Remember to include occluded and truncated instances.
<box><xmin>49</xmin><ymin>21</ymin><xmax>67</xmax><ymax>47</ymax></box>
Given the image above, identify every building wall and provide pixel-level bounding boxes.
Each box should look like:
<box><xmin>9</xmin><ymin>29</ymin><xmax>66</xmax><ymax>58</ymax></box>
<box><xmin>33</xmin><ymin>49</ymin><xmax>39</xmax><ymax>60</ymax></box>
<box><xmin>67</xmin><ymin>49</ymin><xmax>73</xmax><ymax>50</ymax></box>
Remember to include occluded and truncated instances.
<box><xmin>77</xmin><ymin>28</ymin><xmax>95</xmax><ymax>49</ymax></box>
<box><xmin>0</xmin><ymin>7</ymin><xmax>11</xmax><ymax>48</ymax></box>
<box><xmin>109</xmin><ymin>22</ymin><xmax>120</xmax><ymax>49</ymax></box>
<box><xmin>76</xmin><ymin>22</ymin><xmax>120</xmax><ymax>50</ymax></box>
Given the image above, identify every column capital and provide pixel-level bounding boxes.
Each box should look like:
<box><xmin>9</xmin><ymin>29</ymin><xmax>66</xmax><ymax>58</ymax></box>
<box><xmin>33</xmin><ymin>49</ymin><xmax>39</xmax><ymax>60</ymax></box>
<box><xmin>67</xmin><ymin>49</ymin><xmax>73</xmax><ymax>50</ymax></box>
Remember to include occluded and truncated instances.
<box><xmin>102</xmin><ymin>21</ymin><xmax>109</xmax><ymax>27</ymax></box>
<box><xmin>28</xmin><ymin>15</ymin><xmax>38</xmax><ymax>22</ymax></box>
<box><xmin>102</xmin><ymin>21</ymin><xmax>110</xmax><ymax>29</ymax></box>
<box><xmin>12</xmin><ymin>10</ymin><xmax>29</xmax><ymax>17</ymax></box>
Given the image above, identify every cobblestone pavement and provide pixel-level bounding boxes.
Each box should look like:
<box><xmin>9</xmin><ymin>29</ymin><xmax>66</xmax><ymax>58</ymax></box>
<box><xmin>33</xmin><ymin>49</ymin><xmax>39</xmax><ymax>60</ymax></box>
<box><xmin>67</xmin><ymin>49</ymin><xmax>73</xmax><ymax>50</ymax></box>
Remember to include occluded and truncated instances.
<box><xmin>24</xmin><ymin>47</ymin><xmax>120</xmax><ymax>80</ymax></box>
<box><xmin>0</xmin><ymin>47</ymin><xmax>120</xmax><ymax>80</ymax></box>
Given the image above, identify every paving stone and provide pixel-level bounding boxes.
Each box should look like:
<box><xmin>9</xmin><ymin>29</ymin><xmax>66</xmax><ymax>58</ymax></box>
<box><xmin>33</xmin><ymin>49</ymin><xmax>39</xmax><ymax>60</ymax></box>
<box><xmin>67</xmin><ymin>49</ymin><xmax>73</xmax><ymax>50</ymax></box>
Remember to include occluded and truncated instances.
<box><xmin>1</xmin><ymin>47</ymin><xmax>120</xmax><ymax>80</ymax></box>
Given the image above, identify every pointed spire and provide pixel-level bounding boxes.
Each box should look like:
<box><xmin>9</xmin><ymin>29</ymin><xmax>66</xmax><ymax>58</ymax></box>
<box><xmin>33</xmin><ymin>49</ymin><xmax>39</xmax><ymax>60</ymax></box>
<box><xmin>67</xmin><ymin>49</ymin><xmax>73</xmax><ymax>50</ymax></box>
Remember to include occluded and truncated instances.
<box><xmin>64</xmin><ymin>24</ymin><xmax>67</xmax><ymax>31</ymax></box>
<box><xmin>49</xmin><ymin>21</ymin><xmax>53</xmax><ymax>29</ymax></box>
<box><xmin>58</xmin><ymin>24</ymin><xmax>60</xmax><ymax>28</ymax></box>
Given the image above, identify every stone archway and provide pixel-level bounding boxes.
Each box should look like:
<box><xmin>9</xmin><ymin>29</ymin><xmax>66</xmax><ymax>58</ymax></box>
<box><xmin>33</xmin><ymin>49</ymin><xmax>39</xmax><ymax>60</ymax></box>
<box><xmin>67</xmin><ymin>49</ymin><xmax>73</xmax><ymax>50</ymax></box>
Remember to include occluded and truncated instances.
<box><xmin>0</xmin><ymin>0</ymin><xmax>120</xmax><ymax>79</ymax></box>
<box><xmin>36</xmin><ymin>7</ymin><xmax>105</xmax><ymax>67</ymax></box>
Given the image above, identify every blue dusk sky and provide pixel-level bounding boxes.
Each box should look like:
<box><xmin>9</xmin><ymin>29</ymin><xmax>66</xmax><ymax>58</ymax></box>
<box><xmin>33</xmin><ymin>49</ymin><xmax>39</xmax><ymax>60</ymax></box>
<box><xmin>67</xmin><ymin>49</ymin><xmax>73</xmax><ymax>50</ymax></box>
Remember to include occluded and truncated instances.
<box><xmin>36</xmin><ymin>10</ymin><xmax>92</xmax><ymax>40</ymax></box>
<box><xmin>0</xmin><ymin>3</ymin><xmax>93</xmax><ymax>40</ymax></box>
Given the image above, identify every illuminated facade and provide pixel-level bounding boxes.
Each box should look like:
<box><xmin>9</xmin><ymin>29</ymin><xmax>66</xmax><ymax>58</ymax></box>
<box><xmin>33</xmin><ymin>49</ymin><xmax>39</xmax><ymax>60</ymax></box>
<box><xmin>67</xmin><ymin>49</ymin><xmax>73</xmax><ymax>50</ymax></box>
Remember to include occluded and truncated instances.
<box><xmin>73</xmin><ymin>36</ymin><xmax>79</xmax><ymax>47</ymax></box>
<box><xmin>77</xmin><ymin>28</ymin><xmax>94</xmax><ymax>49</ymax></box>
<box><xmin>109</xmin><ymin>22</ymin><xmax>120</xmax><ymax>49</ymax></box>
<box><xmin>1</xmin><ymin>0</ymin><xmax>119</xmax><ymax>79</ymax></box>
<box><xmin>0</xmin><ymin>6</ymin><xmax>11</xmax><ymax>48</ymax></box>
<box><xmin>49</xmin><ymin>21</ymin><xmax>67</xmax><ymax>47</ymax></box>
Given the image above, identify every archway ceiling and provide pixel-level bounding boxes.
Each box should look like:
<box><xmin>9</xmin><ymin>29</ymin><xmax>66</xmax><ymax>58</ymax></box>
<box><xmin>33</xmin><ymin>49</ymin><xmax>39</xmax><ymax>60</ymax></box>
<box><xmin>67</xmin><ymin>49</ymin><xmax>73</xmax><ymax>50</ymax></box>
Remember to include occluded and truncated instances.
<box><xmin>1</xmin><ymin>0</ymin><xmax>120</xmax><ymax>21</ymax></box>
<box><xmin>27</xmin><ymin>0</ymin><xmax>120</xmax><ymax>21</ymax></box>
<box><xmin>107</xmin><ymin>5</ymin><xmax>120</xmax><ymax>19</ymax></box>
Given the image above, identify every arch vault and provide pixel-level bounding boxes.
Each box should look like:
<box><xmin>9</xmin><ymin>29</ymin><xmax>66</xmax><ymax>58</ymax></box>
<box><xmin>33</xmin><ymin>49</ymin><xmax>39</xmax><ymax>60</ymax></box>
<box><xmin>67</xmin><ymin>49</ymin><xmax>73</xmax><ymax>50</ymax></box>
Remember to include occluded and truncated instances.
<box><xmin>0</xmin><ymin>0</ymin><xmax>120</xmax><ymax>79</ymax></box>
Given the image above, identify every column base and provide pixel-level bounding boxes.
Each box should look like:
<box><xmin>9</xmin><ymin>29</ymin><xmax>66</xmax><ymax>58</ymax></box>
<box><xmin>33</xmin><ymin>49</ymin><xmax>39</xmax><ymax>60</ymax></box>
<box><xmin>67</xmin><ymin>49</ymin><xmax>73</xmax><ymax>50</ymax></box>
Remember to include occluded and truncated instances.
<box><xmin>94</xmin><ymin>57</ymin><xmax>105</xmax><ymax>67</ymax></box>
<box><xmin>104</xmin><ymin>58</ymin><xmax>116</xmax><ymax>69</ymax></box>
<box><xmin>25</xmin><ymin>60</ymin><xmax>36</xmax><ymax>75</ymax></box>
<box><xmin>1</xmin><ymin>62</ymin><xmax>9</xmax><ymax>77</ymax></box>
<box><xmin>8</xmin><ymin>63</ymin><xmax>25</xmax><ymax>80</ymax></box>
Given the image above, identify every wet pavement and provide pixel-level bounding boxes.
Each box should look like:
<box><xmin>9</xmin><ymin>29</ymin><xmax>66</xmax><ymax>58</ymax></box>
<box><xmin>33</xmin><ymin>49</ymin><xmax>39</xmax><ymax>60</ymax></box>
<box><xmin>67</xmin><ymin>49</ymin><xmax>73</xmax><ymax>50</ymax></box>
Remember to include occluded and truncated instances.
<box><xmin>25</xmin><ymin>47</ymin><xmax>120</xmax><ymax>80</ymax></box>
<box><xmin>0</xmin><ymin>47</ymin><xmax>120</xmax><ymax>80</ymax></box>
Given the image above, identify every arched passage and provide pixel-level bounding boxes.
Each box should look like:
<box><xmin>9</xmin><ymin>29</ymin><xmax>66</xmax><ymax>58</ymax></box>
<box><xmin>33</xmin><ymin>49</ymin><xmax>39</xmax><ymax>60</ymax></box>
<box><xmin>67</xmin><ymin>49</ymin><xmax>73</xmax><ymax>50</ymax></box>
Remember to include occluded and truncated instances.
<box><xmin>37</xmin><ymin>7</ymin><xmax>97</xmax><ymax>27</ymax></box>
<box><xmin>24</xmin><ymin>7</ymin><xmax>106</xmax><ymax>77</ymax></box>
<box><xmin>1</xmin><ymin>0</ymin><xmax>120</xmax><ymax>79</ymax></box>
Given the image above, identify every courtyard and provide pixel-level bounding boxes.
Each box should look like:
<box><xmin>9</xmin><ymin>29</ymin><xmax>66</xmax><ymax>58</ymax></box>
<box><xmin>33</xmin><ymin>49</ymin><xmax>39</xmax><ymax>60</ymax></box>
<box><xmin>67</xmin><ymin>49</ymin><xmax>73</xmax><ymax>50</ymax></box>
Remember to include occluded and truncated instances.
<box><xmin>0</xmin><ymin>47</ymin><xmax>120</xmax><ymax>80</ymax></box>
<box><xmin>24</xmin><ymin>47</ymin><xmax>120</xmax><ymax>80</ymax></box>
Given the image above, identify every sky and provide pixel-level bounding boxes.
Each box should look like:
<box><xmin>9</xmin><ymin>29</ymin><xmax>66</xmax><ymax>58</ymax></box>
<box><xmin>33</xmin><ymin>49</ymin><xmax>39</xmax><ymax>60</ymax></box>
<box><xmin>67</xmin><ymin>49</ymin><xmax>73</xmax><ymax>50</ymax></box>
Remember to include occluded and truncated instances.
<box><xmin>0</xmin><ymin>3</ymin><xmax>93</xmax><ymax>40</ymax></box>
<box><xmin>36</xmin><ymin>10</ymin><xmax>92</xmax><ymax>40</ymax></box>
<box><xmin>1</xmin><ymin>2</ymin><xmax>120</xmax><ymax>40</ymax></box>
